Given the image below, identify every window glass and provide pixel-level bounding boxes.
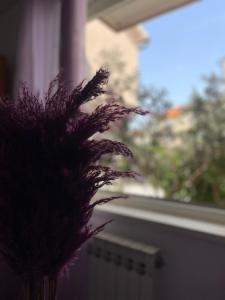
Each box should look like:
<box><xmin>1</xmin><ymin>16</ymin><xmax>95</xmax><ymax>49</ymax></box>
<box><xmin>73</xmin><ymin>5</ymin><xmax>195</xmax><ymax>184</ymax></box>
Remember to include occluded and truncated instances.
<box><xmin>87</xmin><ymin>0</ymin><xmax>225</xmax><ymax>208</ymax></box>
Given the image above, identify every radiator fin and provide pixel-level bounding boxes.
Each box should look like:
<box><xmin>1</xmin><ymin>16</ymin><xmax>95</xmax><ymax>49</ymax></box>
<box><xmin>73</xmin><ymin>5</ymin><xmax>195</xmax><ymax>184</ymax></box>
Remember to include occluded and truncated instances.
<box><xmin>86</xmin><ymin>233</ymin><xmax>161</xmax><ymax>300</ymax></box>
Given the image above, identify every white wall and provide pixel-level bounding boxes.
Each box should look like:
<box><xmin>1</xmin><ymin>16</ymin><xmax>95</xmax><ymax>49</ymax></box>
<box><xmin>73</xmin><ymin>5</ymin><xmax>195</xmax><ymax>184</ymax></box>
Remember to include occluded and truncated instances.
<box><xmin>68</xmin><ymin>204</ymin><xmax>225</xmax><ymax>300</ymax></box>
<box><xmin>90</xmin><ymin>209</ymin><xmax>225</xmax><ymax>300</ymax></box>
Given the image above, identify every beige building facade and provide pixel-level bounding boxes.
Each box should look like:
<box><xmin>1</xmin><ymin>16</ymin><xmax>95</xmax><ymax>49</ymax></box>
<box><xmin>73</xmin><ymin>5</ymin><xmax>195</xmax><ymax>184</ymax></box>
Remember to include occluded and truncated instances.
<box><xmin>86</xmin><ymin>19</ymin><xmax>148</xmax><ymax>106</ymax></box>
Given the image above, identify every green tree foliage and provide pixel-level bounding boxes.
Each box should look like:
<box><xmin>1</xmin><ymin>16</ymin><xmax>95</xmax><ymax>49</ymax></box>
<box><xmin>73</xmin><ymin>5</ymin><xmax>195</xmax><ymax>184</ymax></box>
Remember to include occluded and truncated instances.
<box><xmin>99</xmin><ymin>50</ymin><xmax>225</xmax><ymax>207</ymax></box>
<box><xmin>136</xmin><ymin>73</ymin><xmax>225</xmax><ymax>207</ymax></box>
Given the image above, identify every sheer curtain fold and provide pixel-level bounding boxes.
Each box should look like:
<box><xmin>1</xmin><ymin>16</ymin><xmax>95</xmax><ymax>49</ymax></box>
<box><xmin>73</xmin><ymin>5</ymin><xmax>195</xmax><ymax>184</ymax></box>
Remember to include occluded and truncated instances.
<box><xmin>15</xmin><ymin>0</ymin><xmax>87</xmax><ymax>98</ymax></box>
<box><xmin>60</xmin><ymin>0</ymin><xmax>86</xmax><ymax>87</ymax></box>
<box><xmin>14</xmin><ymin>0</ymin><xmax>61</xmax><ymax>97</ymax></box>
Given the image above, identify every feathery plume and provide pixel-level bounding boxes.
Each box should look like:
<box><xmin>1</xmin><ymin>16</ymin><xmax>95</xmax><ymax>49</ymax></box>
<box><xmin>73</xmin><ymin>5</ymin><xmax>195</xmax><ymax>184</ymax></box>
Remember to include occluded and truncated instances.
<box><xmin>0</xmin><ymin>69</ymin><xmax>147</xmax><ymax>298</ymax></box>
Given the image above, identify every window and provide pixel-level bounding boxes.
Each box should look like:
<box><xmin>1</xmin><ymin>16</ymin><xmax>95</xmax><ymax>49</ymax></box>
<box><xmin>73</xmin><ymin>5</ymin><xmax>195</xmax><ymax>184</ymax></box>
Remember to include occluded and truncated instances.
<box><xmin>87</xmin><ymin>0</ymin><xmax>225</xmax><ymax>209</ymax></box>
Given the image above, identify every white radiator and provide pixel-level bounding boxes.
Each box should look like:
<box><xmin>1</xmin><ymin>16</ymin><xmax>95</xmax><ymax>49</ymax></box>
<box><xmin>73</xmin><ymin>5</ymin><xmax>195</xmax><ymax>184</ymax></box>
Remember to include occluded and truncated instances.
<box><xmin>86</xmin><ymin>233</ymin><xmax>162</xmax><ymax>300</ymax></box>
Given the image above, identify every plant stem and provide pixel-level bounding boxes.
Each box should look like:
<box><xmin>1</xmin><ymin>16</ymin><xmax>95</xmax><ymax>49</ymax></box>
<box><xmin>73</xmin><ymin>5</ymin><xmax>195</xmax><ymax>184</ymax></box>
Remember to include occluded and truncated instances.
<box><xmin>23</xmin><ymin>275</ymin><xmax>57</xmax><ymax>300</ymax></box>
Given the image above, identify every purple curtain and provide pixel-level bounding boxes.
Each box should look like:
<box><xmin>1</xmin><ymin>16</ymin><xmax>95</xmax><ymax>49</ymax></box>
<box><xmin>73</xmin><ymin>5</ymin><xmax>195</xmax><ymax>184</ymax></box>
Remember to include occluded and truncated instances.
<box><xmin>14</xmin><ymin>2</ymin><xmax>87</xmax><ymax>297</ymax></box>
<box><xmin>60</xmin><ymin>0</ymin><xmax>87</xmax><ymax>87</ymax></box>
<box><xmin>15</xmin><ymin>0</ymin><xmax>87</xmax><ymax>98</ymax></box>
<box><xmin>14</xmin><ymin>0</ymin><xmax>61</xmax><ymax>97</ymax></box>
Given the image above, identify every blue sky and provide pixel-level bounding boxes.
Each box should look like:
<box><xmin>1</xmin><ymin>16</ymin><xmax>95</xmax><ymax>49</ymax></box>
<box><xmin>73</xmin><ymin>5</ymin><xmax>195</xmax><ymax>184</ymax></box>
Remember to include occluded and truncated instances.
<box><xmin>139</xmin><ymin>0</ymin><xmax>225</xmax><ymax>105</ymax></box>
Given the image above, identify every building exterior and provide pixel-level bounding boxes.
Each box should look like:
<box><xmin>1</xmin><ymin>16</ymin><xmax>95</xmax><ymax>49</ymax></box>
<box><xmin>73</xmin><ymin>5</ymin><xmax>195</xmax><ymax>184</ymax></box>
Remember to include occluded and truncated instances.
<box><xmin>86</xmin><ymin>20</ymin><xmax>148</xmax><ymax>106</ymax></box>
<box><xmin>221</xmin><ymin>57</ymin><xmax>225</xmax><ymax>80</ymax></box>
<box><xmin>158</xmin><ymin>105</ymin><xmax>193</xmax><ymax>147</ymax></box>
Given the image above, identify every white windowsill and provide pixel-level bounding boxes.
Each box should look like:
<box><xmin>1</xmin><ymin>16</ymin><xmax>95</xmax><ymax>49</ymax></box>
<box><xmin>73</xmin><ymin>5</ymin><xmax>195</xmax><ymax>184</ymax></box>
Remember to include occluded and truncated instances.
<box><xmin>95</xmin><ymin>192</ymin><xmax>225</xmax><ymax>238</ymax></box>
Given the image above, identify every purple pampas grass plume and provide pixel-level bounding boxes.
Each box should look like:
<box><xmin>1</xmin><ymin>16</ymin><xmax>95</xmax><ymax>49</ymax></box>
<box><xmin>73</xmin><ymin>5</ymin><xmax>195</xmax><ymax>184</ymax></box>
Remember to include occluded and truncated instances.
<box><xmin>0</xmin><ymin>69</ymin><xmax>147</xmax><ymax>299</ymax></box>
